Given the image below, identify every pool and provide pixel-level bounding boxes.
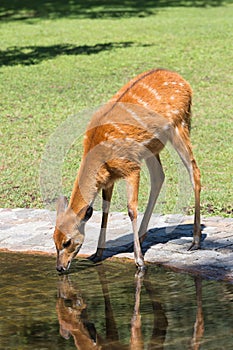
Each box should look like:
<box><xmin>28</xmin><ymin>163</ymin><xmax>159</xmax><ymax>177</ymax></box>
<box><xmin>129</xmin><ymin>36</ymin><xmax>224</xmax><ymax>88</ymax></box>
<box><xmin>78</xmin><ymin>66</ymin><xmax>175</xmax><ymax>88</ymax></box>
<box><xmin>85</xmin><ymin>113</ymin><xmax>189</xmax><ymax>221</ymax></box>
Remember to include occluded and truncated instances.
<box><xmin>0</xmin><ymin>252</ymin><xmax>232</xmax><ymax>349</ymax></box>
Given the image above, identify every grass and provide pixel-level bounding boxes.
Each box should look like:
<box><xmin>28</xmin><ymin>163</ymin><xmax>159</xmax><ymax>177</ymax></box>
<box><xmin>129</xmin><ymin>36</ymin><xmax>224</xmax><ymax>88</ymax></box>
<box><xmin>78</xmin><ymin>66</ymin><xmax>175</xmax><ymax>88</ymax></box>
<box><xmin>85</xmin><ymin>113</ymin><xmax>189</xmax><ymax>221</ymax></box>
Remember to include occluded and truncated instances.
<box><xmin>0</xmin><ymin>1</ymin><xmax>232</xmax><ymax>217</ymax></box>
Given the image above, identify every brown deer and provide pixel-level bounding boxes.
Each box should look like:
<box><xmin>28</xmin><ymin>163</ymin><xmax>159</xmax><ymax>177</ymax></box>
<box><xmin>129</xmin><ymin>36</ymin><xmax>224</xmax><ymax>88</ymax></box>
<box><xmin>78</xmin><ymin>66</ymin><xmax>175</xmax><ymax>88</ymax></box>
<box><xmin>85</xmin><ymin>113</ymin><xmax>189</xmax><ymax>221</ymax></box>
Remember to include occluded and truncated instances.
<box><xmin>53</xmin><ymin>68</ymin><xmax>201</xmax><ymax>273</ymax></box>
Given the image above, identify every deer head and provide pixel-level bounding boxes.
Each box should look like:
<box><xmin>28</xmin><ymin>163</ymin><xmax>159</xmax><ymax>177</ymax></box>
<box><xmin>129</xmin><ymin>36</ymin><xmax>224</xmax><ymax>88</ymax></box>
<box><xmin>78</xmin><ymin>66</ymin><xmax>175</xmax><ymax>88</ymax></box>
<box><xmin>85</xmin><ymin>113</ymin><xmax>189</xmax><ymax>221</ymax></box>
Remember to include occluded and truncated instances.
<box><xmin>53</xmin><ymin>196</ymin><xmax>93</xmax><ymax>272</ymax></box>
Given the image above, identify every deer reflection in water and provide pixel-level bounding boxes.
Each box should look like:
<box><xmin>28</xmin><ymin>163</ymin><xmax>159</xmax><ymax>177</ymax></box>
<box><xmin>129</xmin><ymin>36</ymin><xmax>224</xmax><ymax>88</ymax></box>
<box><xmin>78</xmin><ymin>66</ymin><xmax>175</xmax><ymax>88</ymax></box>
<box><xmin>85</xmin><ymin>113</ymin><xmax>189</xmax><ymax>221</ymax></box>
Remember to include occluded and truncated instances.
<box><xmin>190</xmin><ymin>277</ymin><xmax>204</xmax><ymax>350</ymax></box>
<box><xmin>56</xmin><ymin>267</ymin><xmax>204</xmax><ymax>349</ymax></box>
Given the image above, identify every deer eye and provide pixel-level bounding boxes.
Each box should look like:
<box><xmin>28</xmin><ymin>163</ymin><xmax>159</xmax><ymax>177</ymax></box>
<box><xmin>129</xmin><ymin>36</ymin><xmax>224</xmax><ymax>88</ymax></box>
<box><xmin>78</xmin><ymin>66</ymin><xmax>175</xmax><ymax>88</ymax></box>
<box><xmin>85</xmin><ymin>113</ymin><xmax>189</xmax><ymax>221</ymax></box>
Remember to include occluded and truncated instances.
<box><xmin>62</xmin><ymin>239</ymin><xmax>72</xmax><ymax>249</ymax></box>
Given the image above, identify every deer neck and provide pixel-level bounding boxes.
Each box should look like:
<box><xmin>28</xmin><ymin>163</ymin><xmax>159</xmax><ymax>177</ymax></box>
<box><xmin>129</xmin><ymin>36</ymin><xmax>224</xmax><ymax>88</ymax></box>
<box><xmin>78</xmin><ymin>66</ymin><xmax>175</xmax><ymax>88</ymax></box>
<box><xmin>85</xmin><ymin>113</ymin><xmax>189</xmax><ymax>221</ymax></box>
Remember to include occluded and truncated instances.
<box><xmin>68</xmin><ymin>160</ymin><xmax>99</xmax><ymax>215</ymax></box>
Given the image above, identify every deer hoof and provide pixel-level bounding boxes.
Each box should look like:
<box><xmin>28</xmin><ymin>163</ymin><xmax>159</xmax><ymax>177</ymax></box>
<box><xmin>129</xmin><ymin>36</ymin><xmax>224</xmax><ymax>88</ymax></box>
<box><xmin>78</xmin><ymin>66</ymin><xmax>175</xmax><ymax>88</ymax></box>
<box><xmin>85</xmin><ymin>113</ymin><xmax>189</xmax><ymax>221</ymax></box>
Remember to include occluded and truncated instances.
<box><xmin>88</xmin><ymin>253</ymin><xmax>103</xmax><ymax>263</ymax></box>
<box><xmin>188</xmin><ymin>241</ymin><xmax>200</xmax><ymax>251</ymax></box>
<box><xmin>136</xmin><ymin>257</ymin><xmax>146</xmax><ymax>272</ymax></box>
<box><xmin>138</xmin><ymin>264</ymin><xmax>147</xmax><ymax>273</ymax></box>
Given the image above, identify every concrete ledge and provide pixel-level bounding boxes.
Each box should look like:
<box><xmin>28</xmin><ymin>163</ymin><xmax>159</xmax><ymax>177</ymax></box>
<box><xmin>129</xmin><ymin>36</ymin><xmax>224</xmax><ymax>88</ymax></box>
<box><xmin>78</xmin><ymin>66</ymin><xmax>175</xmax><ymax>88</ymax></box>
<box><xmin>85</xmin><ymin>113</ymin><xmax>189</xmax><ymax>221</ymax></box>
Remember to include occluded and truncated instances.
<box><xmin>0</xmin><ymin>208</ymin><xmax>232</xmax><ymax>282</ymax></box>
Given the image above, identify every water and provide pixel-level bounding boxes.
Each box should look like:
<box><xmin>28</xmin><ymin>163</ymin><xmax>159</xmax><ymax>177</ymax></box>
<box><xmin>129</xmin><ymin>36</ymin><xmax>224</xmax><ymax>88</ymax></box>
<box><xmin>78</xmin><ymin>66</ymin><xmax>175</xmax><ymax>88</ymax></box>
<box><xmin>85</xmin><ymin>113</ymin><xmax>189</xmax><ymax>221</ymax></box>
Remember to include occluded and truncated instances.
<box><xmin>0</xmin><ymin>252</ymin><xmax>232</xmax><ymax>350</ymax></box>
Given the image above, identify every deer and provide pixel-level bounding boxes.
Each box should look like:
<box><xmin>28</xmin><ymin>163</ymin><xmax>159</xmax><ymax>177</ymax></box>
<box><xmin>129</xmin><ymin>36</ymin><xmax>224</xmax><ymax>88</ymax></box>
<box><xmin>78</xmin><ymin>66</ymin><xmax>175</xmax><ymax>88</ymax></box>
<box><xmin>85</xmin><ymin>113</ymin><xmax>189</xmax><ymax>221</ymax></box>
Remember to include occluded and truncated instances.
<box><xmin>53</xmin><ymin>68</ymin><xmax>201</xmax><ymax>273</ymax></box>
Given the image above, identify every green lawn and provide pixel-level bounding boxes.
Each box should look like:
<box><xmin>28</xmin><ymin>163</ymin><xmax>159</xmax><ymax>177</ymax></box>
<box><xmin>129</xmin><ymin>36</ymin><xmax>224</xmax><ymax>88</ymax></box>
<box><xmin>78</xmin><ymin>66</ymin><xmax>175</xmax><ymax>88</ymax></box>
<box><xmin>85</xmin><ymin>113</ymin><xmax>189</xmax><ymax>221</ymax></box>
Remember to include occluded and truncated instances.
<box><xmin>0</xmin><ymin>1</ymin><xmax>232</xmax><ymax>217</ymax></box>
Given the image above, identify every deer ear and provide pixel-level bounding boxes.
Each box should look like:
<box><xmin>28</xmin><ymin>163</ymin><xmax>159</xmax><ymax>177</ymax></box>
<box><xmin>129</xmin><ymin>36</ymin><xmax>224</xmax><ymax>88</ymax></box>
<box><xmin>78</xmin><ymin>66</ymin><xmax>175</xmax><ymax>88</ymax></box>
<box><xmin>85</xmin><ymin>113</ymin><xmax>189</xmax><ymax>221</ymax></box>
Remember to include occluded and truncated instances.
<box><xmin>78</xmin><ymin>205</ymin><xmax>93</xmax><ymax>223</ymax></box>
<box><xmin>84</xmin><ymin>205</ymin><xmax>93</xmax><ymax>222</ymax></box>
<box><xmin>56</xmin><ymin>196</ymin><xmax>68</xmax><ymax>216</ymax></box>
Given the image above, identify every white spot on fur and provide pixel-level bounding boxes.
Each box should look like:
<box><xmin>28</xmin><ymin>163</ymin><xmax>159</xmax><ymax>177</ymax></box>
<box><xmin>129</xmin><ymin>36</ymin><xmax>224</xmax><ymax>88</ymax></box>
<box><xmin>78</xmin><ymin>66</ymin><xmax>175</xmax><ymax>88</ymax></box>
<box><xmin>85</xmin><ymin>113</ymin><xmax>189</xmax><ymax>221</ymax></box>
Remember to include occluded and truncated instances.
<box><xmin>120</xmin><ymin>103</ymin><xmax>148</xmax><ymax>129</ymax></box>
<box><xmin>163</xmin><ymin>82</ymin><xmax>169</xmax><ymax>86</ymax></box>
<box><xmin>140</xmin><ymin>82</ymin><xmax>161</xmax><ymax>100</ymax></box>
<box><xmin>104</xmin><ymin>132</ymin><xmax>110</xmax><ymax>139</ymax></box>
<box><xmin>125</xmin><ymin>137</ymin><xmax>134</xmax><ymax>143</ymax></box>
<box><xmin>163</xmin><ymin>124</ymin><xmax>170</xmax><ymax>131</ymax></box>
<box><xmin>128</xmin><ymin>91</ymin><xmax>149</xmax><ymax>108</ymax></box>
<box><xmin>104</xmin><ymin>133</ymin><xmax>117</xmax><ymax>143</ymax></box>
<box><xmin>170</xmin><ymin>95</ymin><xmax>175</xmax><ymax>100</ymax></box>
<box><xmin>142</xmin><ymin>139</ymin><xmax>150</xmax><ymax>146</ymax></box>
<box><xmin>171</xmin><ymin>82</ymin><xmax>177</xmax><ymax>85</ymax></box>
<box><xmin>171</xmin><ymin>109</ymin><xmax>179</xmax><ymax>115</ymax></box>
<box><xmin>110</xmin><ymin>122</ymin><xmax>126</xmax><ymax>135</ymax></box>
<box><xmin>179</xmin><ymin>82</ymin><xmax>184</xmax><ymax>87</ymax></box>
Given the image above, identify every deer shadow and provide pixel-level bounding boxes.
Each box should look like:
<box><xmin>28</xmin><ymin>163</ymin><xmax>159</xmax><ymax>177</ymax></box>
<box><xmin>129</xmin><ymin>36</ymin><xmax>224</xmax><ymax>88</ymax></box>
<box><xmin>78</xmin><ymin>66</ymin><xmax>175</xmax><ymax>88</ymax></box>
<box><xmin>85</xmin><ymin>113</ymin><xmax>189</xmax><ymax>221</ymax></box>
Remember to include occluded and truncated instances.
<box><xmin>100</xmin><ymin>223</ymin><xmax>207</xmax><ymax>260</ymax></box>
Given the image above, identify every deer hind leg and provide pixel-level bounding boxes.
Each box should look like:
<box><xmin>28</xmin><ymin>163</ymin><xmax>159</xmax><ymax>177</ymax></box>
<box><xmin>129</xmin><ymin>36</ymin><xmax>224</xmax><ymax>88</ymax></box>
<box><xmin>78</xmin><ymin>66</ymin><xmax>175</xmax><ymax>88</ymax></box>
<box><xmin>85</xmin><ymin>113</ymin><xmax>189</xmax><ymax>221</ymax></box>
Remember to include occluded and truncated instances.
<box><xmin>170</xmin><ymin>125</ymin><xmax>201</xmax><ymax>250</ymax></box>
<box><xmin>126</xmin><ymin>170</ymin><xmax>145</xmax><ymax>270</ymax></box>
<box><xmin>89</xmin><ymin>184</ymin><xmax>114</xmax><ymax>262</ymax></box>
<box><xmin>139</xmin><ymin>155</ymin><xmax>165</xmax><ymax>243</ymax></box>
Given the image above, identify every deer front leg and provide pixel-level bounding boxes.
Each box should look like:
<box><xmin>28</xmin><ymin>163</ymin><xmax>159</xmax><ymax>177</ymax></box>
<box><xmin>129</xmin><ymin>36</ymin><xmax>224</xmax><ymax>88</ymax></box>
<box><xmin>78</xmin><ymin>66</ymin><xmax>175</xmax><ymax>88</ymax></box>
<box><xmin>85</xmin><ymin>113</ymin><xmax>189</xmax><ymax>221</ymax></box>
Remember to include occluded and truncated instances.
<box><xmin>126</xmin><ymin>171</ymin><xmax>145</xmax><ymax>271</ymax></box>
<box><xmin>89</xmin><ymin>184</ymin><xmax>114</xmax><ymax>262</ymax></box>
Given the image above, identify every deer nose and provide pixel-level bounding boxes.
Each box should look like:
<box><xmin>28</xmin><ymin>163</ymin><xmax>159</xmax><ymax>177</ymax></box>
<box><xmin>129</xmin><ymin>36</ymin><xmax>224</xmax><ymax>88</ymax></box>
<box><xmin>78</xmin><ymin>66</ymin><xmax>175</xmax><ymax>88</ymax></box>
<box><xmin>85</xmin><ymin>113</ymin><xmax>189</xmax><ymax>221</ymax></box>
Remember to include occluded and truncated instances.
<box><xmin>56</xmin><ymin>265</ymin><xmax>66</xmax><ymax>273</ymax></box>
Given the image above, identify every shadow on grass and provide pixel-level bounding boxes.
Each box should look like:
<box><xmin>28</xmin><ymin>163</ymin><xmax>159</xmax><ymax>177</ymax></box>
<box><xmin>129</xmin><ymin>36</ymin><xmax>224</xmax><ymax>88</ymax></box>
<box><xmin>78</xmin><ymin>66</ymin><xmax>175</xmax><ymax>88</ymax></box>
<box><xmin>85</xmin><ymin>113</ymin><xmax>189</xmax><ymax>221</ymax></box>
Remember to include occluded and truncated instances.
<box><xmin>0</xmin><ymin>0</ymin><xmax>229</xmax><ymax>21</ymax></box>
<box><xmin>0</xmin><ymin>41</ymin><xmax>149</xmax><ymax>67</ymax></box>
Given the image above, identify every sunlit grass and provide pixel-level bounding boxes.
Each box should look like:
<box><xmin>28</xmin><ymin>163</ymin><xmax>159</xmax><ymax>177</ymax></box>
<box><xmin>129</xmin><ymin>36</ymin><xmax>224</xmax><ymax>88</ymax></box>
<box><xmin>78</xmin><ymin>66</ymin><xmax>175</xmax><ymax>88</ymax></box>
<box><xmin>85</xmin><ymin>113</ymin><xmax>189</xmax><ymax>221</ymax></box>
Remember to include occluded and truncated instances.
<box><xmin>0</xmin><ymin>2</ymin><xmax>232</xmax><ymax>216</ymax></box>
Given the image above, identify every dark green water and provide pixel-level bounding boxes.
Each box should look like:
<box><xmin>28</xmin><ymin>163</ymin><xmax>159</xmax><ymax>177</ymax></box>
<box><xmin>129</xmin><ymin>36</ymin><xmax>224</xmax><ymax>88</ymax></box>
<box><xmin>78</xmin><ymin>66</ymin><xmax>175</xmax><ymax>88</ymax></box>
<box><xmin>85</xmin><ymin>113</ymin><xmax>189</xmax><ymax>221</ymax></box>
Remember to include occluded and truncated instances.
<box><xmin>0</xmin><ymin>252</ymin><xmax>232</xmax><ymax>350</ymax></box>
